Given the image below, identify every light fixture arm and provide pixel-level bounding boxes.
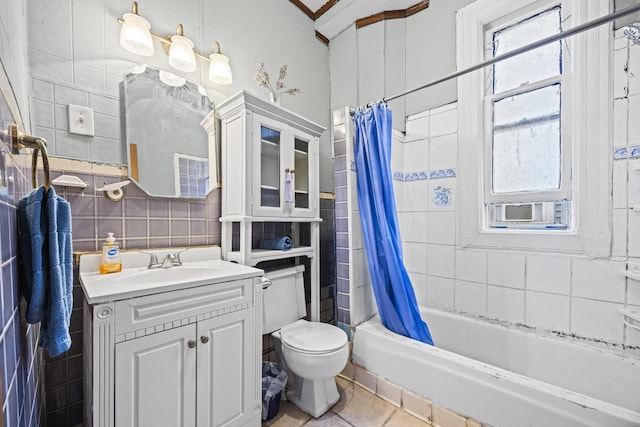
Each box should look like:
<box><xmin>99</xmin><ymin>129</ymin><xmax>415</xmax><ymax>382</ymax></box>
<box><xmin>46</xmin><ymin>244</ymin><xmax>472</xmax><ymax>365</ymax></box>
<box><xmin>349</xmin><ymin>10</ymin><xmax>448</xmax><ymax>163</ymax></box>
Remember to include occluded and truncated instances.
<box><xmin>117</xmin><ymin>17</ymin><xmax>221</xmax><ymax>63</ymax></box>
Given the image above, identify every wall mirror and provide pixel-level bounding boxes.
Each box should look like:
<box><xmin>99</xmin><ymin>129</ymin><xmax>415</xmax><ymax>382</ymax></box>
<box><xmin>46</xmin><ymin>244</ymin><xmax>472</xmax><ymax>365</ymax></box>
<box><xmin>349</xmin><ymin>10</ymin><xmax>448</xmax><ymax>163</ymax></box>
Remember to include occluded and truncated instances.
<box><xmin>121</xmin><ymin>65</ymin><xmax>217</xmax><ymax>198</ymax></box>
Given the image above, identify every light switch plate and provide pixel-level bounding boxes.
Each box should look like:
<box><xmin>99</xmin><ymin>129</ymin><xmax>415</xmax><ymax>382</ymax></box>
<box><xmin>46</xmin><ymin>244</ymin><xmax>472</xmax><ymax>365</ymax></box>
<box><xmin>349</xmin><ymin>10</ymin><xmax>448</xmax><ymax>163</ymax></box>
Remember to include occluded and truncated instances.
<box><xmin>68</xmin><ymin>104</ymin><xmax>95</xmax><ymax>136</ymax></box>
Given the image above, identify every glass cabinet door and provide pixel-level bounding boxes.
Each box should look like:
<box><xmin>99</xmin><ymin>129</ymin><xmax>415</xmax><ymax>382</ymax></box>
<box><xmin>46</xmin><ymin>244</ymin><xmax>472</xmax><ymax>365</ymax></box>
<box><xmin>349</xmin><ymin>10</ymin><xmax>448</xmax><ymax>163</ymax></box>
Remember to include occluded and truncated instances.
<box><xmin>260</xmin><ymin>126</ymin><xmax>281</xmax><ymax>208</ymax></box>
<box><xmin>294</xmin><ymin>138</ymin><xmax>309</xmax><ymax>209</ymax></box>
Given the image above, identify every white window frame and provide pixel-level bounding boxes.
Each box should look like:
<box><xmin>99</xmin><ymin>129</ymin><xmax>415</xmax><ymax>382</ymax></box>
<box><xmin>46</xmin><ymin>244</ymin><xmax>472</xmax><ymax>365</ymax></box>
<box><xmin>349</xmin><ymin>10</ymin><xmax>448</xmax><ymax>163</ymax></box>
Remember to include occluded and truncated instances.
<box><xmin>457</xmin><ymin>0</ymin><xmax>611</xmax><ymax>256</ymax></box>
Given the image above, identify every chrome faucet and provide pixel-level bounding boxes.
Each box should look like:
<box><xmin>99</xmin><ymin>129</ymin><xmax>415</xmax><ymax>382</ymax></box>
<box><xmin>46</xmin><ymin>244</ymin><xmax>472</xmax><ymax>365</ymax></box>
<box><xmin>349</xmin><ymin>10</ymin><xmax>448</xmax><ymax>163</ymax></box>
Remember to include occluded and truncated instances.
<box><xmin>142</xmin><ymin>249</ymin><xmax>186</xmax><ymax>269</ymax></box>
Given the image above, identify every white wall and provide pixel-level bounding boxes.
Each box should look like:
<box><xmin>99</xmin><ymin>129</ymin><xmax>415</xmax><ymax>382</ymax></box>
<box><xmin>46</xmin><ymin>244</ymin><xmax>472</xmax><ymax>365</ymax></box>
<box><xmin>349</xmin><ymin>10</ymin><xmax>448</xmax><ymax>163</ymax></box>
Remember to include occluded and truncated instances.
<box><xmin>26</xmin><ymin>0</ymin><xmax>333</xmax><ymax>191</ymax></box>
<box><xmin>329</xmin><ymin>0</ymin><xmax>474</xmax><ymax>131</ymax></box>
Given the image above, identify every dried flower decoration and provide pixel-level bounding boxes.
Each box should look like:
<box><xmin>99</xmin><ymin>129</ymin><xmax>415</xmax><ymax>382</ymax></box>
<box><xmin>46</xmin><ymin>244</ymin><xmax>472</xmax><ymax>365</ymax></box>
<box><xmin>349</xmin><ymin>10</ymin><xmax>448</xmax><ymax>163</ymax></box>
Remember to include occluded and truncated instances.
<box><xmin>255</xmin><ymin>63</ymin><xmax>301</xmax><ymax>103</ymax></box>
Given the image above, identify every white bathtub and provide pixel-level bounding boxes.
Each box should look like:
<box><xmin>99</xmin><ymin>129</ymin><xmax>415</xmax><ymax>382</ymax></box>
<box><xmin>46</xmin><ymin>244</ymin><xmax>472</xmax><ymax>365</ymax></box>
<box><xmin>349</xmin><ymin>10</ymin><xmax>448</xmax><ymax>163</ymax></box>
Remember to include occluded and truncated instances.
<box><xmin>352</xmin><ymin>307</ymin><xmax>640</xmax><ymax>427</ymax></box>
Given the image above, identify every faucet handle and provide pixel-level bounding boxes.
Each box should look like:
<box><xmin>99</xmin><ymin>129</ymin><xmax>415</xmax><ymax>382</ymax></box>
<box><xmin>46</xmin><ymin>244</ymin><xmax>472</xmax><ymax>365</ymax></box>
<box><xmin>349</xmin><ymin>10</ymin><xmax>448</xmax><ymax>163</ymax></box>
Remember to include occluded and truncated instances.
<box><xmin>171</xmin><ymin>248</ymin><xmax>188</xmax><ymax>266</ymax></box>
<box><xmin>140</xmin><ymin>251</ymin><xmax>159</xmax><ymax>268</ymax></box>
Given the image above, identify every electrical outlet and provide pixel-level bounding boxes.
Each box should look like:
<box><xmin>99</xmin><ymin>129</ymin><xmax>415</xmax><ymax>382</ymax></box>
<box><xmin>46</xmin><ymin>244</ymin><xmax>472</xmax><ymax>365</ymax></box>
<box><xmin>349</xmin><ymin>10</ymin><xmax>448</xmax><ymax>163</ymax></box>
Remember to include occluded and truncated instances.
<box><xmin>68</xmin><ymin>104</ymin><xmax>95</xmax><ymax>136</ymax></box>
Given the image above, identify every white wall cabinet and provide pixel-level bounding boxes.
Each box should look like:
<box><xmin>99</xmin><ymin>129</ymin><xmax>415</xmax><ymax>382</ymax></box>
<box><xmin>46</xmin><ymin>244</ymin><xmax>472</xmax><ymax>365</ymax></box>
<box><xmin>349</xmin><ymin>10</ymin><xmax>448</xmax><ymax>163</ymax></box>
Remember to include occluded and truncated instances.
<box><xmin>212</xmin><ymin>91</ymin><xmax>325</xmax><ymax>321</ymax></box>
<box><xmin>83</xmin><ymin>270</ymin><xmax>262</xmax><ymax>427</ymax></box>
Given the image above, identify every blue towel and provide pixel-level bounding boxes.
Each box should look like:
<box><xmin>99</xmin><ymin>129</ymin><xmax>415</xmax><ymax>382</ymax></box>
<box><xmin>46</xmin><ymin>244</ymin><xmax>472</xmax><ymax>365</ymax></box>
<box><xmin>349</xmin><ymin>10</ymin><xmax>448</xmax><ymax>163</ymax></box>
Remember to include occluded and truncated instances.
<box><xmin>259</xmin><ymin>236</ymin><xmax>294</xmax><ymax>251</ymax></box>
<box><xmin>18</xmin><ymin>186</ymin><xmax>73</xmax><ymax>357</ymax></box>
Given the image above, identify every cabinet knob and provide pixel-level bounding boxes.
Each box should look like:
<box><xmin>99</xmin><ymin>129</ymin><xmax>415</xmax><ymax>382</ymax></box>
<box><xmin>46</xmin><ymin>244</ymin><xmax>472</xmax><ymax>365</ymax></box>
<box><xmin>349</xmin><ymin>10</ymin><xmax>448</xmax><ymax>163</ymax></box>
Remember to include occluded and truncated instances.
<box><xmin>188</xmin><ymin>340</ymin><xmax>196</xmax><ymax>349</ymax></box>
<box><xmin>200</xmin><ymin>335</ymin><xmax>210</xmax><ymax>344</ymax></box>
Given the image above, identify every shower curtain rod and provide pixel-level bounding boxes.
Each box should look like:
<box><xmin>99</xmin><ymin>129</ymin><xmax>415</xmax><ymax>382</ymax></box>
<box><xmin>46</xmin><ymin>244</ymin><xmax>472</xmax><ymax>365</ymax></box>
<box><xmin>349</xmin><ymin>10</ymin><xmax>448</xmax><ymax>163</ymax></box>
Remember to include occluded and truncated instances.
<box><xmin>367</xmin><ymin>3</ymin><xmax>640</xmax><ymax>105</ymax></box>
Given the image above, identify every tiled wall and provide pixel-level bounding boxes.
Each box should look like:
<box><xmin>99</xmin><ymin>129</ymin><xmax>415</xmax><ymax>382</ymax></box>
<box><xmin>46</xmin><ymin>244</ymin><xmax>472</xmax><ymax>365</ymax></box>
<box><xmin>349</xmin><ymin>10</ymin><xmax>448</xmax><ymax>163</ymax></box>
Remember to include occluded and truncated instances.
<box><xmin>0</xmin><ymin>103</ymin><xmax>46</xmax><ymax>426</ymax></box>
<box><xmin>334</xmin><ymin>29</ymin><xmax>640</xmax><ymax>348</ymax></box>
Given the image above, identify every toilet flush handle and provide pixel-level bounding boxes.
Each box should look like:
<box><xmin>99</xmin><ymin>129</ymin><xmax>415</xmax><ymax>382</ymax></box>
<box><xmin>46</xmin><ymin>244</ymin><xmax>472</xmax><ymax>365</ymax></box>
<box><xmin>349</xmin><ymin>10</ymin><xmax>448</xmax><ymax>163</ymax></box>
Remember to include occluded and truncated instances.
<box><xmin>261</xmin><ymin>277</ymin><xmax>272</xmax><ymax>290</ymax></box>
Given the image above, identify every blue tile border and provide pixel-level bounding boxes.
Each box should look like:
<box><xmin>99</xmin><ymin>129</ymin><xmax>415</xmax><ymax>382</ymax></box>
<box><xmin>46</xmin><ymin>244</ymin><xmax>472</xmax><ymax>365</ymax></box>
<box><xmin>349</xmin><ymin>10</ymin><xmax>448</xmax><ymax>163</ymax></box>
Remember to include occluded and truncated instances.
<box><xmin>398</xmin><ymin>169</ymin><xmax>457</xmax><ymax>181</ymax></box>
<box><xmin>349</xmin><ymin>160</ymin><xmax>457</xmax><ymax>181</ymax></box>
<box><xmin>613</xmin><ymin>145</ymin><xmax>640</xmax><ymax>160</ymax></box>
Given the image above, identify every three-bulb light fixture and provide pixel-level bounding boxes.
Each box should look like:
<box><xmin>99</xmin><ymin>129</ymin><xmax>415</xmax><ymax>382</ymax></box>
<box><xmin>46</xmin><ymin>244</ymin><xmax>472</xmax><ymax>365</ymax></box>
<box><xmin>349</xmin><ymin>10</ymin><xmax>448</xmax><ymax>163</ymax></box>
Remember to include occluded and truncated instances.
<box><xmin>118</xmin><ymin>1</ymin><xmax>233</xmax><ymax>85</ymax></box>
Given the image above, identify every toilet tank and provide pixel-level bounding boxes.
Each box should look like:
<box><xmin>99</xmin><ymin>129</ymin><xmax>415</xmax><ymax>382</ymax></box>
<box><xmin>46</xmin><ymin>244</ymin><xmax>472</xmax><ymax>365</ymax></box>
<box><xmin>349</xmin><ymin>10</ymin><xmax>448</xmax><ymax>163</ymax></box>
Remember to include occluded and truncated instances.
<box><xmin>262</xmin><ymin>265</ymin><xmax>306</xmax><ymax>334</ymax></box>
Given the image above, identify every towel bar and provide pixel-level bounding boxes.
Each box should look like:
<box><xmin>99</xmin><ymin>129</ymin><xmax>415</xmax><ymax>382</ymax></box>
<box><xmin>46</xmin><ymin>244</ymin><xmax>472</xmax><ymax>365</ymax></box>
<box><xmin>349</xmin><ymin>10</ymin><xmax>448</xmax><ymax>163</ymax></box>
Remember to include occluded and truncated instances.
<box><xmin>0</xmin><ymin>124</ymin><xmax>51</xmax><ymax>191</ymax></box>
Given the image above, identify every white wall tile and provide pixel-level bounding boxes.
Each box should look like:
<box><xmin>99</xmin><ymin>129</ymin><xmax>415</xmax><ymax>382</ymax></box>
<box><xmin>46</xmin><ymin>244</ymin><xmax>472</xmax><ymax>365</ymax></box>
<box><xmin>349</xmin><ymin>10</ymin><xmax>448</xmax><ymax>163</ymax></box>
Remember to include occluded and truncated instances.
<box><xmin>409</xmin><ymin>272</ymin><xmax>427</xmax><ymax>306</ymax></box>
<box><xmin>454</xmin><ymin>280</ymin><xmax>487</xmax><ymax>316</ymax></box>
<box><xmin>427</xmin><ymin>244</ymin><xmax>454</xmax><ymax>278</ymax></box>
<box><xmin>629</xmin><ymin>40</ymin><xmax>640</xmax><ymax>97</ymax></box>
<box><xmin>74</xmin><ymin>63</ymin><xmax>106</xmax><ymax>93</ymax></box>
<box><xmin>403</xmin><ymin>242</ymin><xmax>427</xmax><ymax>275</ymax></box>
<box><xmin>629</xmin><ymin>159</ymin><xmax>640</xmax><ymax>208</ymax></box>
<box><xmin>571</xmin><ymin>298</ymin><xmax>624</xmax><ymax>343</ymax></box>
<box><xmin>487</xmin><ymin>285</ymin><xmax>525</xmax><ymax>324</ymax></box>
<box><xmin>351</xmin><ymin>248</ymin><xmax>370</xmax><ymax>288</ymax></box>
<box><xmin>94</xmin><ymin>112</ymin><xmax>120</xmax><ymax>139</ymax></box>
<box><xmin>403</xmin><ymin>180</ymin><xmax>430</xmax><ymax>212</ymax></box>
<box><xmin>32</xmin><ymin>99</ymin><xmax>54</xmax><ymax>128</ymax></box>
<box><xmin>401</xmin><ymin>212</ymin><xmax>428</xmax><ymax>243</ymax></box>
<box><xmin>54</xmin><ymin>104</ymin><xmax>69</xmax><ymax>131</ymax></box>
<box><xmin>28</xmin><ymin>0</ymin><xmax>73</xmax><ymax>59</ymax></box>
<box><xmin>54</xmin><ymin>84</ymin><xmax>89</xmax><ymax>106</ymax></box>
<box><xmin>426</xmin><ymin>276</ymin><xmax>454</xmax><ymax>311</ymax></box>
<box><xmin>89</xmin><ymin>94</ymin><xmax>120</xmax><ymax>117</ymax></box>
<box><xmin>31</xmin><ymin>78</ymin><xmax>54</xmax><ymax>102</ymax></box>
<box><xmin>426</xmin><ymin>212</ymin><xmax>455</xmax><ymax>245</ymax></box>
<box><xmin>393</xmin><ymin>181</ymin><xmax>404</xmax><ymax>212</ymax></box>
<box><xmin>629</xmin><ymin>94</ymin><xmax>640</xmax><ymax>146</ymax></box>
<box><xmin>525</xmin><ymin>291</ymin><xmax>570</xmax><ymax>331</ymax></box>
<box><xmin>72</xmin><ymin>0</ymin><xmax>105</xmax><ymax>68</ymax></box>
<box><xmin>429</xmin><ymin>108</ymin><xmax>457</xmax><ymax>137</ymax></box>
<box><xmin>405</xmin><ymin>113</ymin><xmax>428</xmax><ymax>142</ymax></box>
<box><xmin>428</xmin><ymin>133</ymin><xmax>457</xmax><ymax>171</ymax></box>
<box><xmin>391</xmin><ymin>138</ymin><xmax>404</xmax><ymax>172</ymax></box>
<box><xmin>613</xmin><ymin>98</ymin><xmax>628</xmax><ymax>147</ymax></box>
<box><xmin>572</xmin><ymin>259</ymin><xmax>626</xmax><ymax>303</ymax></box>
<box><xmin>613</xmin><ymin>161</ymin><xmax>627</xmax><ymax>209</ymax></box>
<box><xmin>487</xmin><ymin>251</ymin><xmax>525</xmax><ymax>289</ymax></box>
<box><xmin>614</xmin><ymin>47</ymin><xmax>628</xmax><ymax>100</ymax></box>
<box><xmin>628</xmin><ymin>280</ymin><xmax>640</xmax><ymax>306</ymax></box>
<box><xmin>612</xmin><ymin>209</ymin><xmax>628</xmax><ymax>258</ymax></box>
<box><xmin>526</xmin><ymin>254</ymin><xmax>571</xmax><ymax>295</ymax></box>
<box><xmin>351</xmin><ymin>213</ymin><xmax>364</xmax><ymax>250</ymax></box>
<box><xmin>630</xmin><ymin>211</ymin><xmax>640</xmax><ymax>258</ymax></box>
<box><xmin>404</xmin><ymin>139</ymin><xmax>429</xmax><ymax>172</ymax></box>
<box><xmin>29</xmin><ymin>48</ymin><xmax>74</xmax><ymax>85</ymax></box>
<box><xmin>455</xmin><ymin>249</ymin><xmax>487</xmax><ymax>284</ymax></box>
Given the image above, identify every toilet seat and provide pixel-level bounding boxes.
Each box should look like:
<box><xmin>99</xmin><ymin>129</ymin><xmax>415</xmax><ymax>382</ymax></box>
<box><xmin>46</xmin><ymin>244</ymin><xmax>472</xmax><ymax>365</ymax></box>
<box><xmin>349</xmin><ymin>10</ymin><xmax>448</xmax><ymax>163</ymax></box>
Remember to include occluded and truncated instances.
<box><xmin>280</xmin><ymin>320</ymin><xmax>348</xmax><ymax>354</ymax></box>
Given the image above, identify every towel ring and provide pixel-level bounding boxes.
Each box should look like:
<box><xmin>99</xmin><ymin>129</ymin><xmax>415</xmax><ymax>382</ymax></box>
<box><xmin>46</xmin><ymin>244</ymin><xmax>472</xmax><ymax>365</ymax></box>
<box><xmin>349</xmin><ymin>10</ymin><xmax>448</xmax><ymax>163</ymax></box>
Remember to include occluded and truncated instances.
<box><xmin>0</xmin><ymin>124</ymin><xmax>51</xmax><ymax>191</ymax></box>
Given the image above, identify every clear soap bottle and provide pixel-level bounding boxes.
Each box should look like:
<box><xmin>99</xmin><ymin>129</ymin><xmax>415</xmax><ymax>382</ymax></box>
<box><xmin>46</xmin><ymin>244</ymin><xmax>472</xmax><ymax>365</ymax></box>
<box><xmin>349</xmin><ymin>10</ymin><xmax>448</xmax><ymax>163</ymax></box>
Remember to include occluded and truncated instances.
<box><xmin>100</xmin><ymin>233</ymin><xmax>122</xmax><ymax>274</ymax></box>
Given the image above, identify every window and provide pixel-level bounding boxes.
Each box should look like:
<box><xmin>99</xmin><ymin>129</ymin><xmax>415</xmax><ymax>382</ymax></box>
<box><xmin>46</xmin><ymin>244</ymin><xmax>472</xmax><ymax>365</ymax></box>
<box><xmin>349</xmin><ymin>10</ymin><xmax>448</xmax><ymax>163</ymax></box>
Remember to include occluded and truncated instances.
<box><xmin>485</xmin><ymin>6</ymin><xmax>571</xmax><ymax>230</ymax></box>
<box><xmin>174</xmin><ymin>153</ymin><xmax>210</xmax><ymax>198</ymax></box>
<box><xmin>457</xmin><ymin>0</ymin><xmax>611</xmax><ymax>255</ymax></box>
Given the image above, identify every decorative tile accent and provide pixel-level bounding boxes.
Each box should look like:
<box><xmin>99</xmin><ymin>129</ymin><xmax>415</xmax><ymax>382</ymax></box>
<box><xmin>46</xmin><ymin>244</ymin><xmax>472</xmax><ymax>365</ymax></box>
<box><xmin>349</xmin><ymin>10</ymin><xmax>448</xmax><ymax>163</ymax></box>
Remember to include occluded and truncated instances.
<box><xmin>392</xmin><ymin>169</ymin><xmax>457</xmax><ymax>182</ymax></box>
<box><xmin>613</xmin><ymin>145</ymin><xmax>640</xmax><ymax>160</ymax></box>
<box><xmin>432</xmin><ymin>186</ymin><xmax>452</xmax><ymax>207</ymax></box>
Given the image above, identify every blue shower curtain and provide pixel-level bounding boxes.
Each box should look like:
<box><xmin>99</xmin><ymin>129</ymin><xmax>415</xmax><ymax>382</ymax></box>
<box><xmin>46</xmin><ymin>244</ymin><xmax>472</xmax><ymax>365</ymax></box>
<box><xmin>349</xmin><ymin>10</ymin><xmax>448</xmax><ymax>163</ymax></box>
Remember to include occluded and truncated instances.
<box><xmin>353</xmin><ymin>103</ymin><xmax>434</xmax><ymax>345</ymax></box>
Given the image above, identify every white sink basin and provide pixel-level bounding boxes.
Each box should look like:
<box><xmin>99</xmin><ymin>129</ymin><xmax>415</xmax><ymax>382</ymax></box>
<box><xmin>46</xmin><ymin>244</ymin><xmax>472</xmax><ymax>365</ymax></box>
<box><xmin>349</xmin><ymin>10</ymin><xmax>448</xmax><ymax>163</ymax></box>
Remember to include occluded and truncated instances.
<box><xmin>79</xmin><ymin>247</ymin><xmax>263</xmax><ymax>304</ymax></box>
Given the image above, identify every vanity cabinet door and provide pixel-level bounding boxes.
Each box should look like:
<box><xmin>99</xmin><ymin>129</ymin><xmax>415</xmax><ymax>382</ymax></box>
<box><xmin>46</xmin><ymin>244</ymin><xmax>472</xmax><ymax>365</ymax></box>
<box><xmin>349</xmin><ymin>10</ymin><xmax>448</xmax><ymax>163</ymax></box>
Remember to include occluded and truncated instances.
<box><xmin>197</xmin><ymin>308</ymin><xmax>256</xmax><ymax>427</ymax></box>
<box><xmin>115</xmin><ymin>324</ymin><xmax>197</xmax><ymax>427</ymax></box>
<box><xmin>251</xmin><ymin>113</ymin><xmax>318</xmax><ymax>218</ymax></box>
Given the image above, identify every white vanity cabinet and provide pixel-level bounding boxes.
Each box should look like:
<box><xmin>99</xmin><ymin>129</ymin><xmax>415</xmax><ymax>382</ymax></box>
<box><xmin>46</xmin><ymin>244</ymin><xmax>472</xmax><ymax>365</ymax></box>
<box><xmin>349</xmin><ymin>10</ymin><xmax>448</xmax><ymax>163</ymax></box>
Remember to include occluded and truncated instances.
<box><xmin>80</xmin><ymin>248</ymin><xmax>263</xmax><ymax>427</ymax></box>
<box><xmin>211</xmin><ymin>91</ymin><xmax>325</xmax><ymax>321</ymax></box>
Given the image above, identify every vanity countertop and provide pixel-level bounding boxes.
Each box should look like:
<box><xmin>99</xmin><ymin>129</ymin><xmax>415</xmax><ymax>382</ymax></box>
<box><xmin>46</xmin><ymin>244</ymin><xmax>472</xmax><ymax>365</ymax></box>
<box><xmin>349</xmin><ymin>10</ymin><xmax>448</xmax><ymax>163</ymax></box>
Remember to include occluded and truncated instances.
<box><xmin>79</xmin><ymin>246</ymin><xmax>263</xmax><ymax>304</ymax></box>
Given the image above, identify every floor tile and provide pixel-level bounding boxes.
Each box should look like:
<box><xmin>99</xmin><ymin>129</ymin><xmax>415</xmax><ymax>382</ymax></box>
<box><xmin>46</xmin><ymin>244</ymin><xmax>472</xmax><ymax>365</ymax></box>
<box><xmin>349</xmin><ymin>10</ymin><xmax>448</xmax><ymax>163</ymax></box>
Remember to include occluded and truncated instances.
<box><xmin>263</xmin><ymin>399</ymin><xmax>310</xmax><ymax>427</ymax></box>
<box><xmin>304</xmin><ymin>411</ymin><xmax>353</xmax><ymax>426</ymax></box>
<box><xmin>331</xmin><ymin>383</ymin><xmax>395</xmax><ymax>427</ymax></box>
<box><xmin>383</xmin><ymin>409</ymin><xmax>430</xmax><ymax>427</ymax></box>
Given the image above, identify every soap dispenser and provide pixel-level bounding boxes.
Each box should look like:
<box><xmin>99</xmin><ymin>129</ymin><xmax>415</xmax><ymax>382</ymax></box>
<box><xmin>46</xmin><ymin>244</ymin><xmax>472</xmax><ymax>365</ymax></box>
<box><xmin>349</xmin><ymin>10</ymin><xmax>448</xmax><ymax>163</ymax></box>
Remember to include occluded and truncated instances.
<box><xmin>100</xmin><ymin>233</ymin><xmax>122</xmax><ymax>274</ymax></box>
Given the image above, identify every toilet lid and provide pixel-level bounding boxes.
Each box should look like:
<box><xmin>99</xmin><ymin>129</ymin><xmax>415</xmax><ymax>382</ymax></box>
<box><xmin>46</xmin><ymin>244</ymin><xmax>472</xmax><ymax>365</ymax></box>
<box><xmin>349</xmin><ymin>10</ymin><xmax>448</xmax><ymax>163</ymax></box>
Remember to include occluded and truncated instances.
<box><xmin>280</xmin><ymin>320</ymin><xmax>348</xmax><ymax>353</ymax></box>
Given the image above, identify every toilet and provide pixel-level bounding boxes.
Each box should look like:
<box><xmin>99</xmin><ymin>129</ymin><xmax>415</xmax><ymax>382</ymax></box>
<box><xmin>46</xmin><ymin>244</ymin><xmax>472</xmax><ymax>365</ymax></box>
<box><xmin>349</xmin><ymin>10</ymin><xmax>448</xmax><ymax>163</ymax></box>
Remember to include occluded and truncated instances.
<box><xmin>263</xmin><ymin>265</ymin><xmax>349</xmax><ymax>418</ymax></box>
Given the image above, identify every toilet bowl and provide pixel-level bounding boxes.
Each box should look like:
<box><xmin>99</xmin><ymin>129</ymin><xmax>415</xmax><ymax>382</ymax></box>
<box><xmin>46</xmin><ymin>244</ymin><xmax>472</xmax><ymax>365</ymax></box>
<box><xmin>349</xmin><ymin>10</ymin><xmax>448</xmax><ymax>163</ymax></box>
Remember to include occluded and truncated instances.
<box><xmin>272</xmin><ymin>320</ymin><xmax>349</xmax><ymax>417</ymax></box>
<box><xmin>263</xmin><ymin>266</ymin><xmax>349</xmax><ymax>418</ymax></box>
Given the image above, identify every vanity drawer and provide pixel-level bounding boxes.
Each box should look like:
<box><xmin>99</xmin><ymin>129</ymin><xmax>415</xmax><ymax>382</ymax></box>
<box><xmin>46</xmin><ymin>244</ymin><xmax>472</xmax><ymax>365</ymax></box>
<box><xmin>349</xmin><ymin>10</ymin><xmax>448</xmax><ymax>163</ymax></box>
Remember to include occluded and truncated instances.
<box><xmin>114</xmin><ymin>278</ymin><xmax>254</xmax><ymax>336</ymax></box>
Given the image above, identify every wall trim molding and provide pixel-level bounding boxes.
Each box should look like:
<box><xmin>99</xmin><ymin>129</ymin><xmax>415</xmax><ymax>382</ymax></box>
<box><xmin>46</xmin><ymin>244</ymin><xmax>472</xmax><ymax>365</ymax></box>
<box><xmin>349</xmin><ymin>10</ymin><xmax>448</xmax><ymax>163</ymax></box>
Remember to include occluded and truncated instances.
<box><xmin>355</xmin><ymin>1</ymin><xmax>429</xmax><ymax>28</ymax></box>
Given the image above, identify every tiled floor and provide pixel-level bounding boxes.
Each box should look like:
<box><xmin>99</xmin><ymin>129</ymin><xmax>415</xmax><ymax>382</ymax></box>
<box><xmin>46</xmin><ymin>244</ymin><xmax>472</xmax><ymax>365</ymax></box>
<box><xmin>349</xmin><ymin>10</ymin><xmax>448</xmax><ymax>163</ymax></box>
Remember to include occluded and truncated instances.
<box><xmin>262</xmin><ymin>377</ymin><xmax>430</xmax><ymax>427</ymax></box>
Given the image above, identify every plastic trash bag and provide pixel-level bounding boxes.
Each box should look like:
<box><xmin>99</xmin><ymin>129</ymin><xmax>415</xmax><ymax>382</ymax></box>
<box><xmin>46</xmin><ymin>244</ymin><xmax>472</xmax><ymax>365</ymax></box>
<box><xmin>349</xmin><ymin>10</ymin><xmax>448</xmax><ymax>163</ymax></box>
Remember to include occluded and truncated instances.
<box><xmin>261</xmin><ymin>361</ymin><xmax>288</xmax><ymax>420</ymax></box>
